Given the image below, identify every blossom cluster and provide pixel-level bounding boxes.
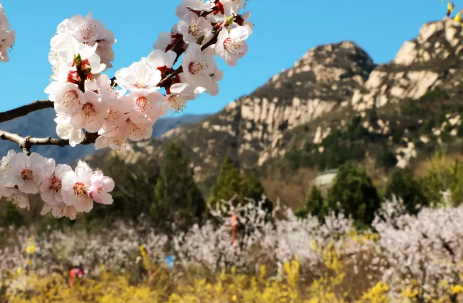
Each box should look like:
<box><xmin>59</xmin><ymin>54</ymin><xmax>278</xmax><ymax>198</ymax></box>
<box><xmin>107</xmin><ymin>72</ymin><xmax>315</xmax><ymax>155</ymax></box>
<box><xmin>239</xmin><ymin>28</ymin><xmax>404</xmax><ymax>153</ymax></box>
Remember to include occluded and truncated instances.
<box><xmin>372</xmin><ymin>198</ymin><xmax>463</xmax><ymax>301</ymax></box>
<box><xmin>0</xmin><ymin>2</ymin><xmax>15</xmax><ymax>62</ymax></box>
<box><xmin>45</xmin><ymin>0</ymin><xmax>253</xmax><ymax>150</ymax></box>
<box><xmin>0</xmin><ymin>150</ymin><xmax>114</xmax><ymax>220</ymax></box>
<box><xmin>44</xmin><ymin>13</ymin><xmax>119</xmax><ymax>148</ymax></box>
<box><xmin>0</xmin><ymin>0</ymin><xmax>253</xmax><ymax>218</ymax></box>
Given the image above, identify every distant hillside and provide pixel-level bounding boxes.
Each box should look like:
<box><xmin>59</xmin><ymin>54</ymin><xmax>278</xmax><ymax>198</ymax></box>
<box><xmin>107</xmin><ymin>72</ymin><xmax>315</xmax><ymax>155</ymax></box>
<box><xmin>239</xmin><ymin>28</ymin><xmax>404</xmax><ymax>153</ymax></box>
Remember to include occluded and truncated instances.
<box><xmin>87</xmin><ymin>19</ymin><xmax>463</xmax><ymax>206</ymax></box>
<box><xmin>0</xmin><ymin>108</ymin><xmax>207</xmax><ymax>164</ymax></box>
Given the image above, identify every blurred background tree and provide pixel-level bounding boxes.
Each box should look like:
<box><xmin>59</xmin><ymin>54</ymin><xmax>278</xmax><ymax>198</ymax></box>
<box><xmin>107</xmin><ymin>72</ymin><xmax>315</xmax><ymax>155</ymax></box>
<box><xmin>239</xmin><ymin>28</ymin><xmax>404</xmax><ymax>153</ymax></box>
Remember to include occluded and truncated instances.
<box><xmin>154</xmin><ymin>141</ymin><xmax>206</xmax><ymax>232</ymax></box>
<box><xmin>208</xmin><ymin>156</ymin><xmax>272</xmax><ymax>212</ymax></box>
<box><xmin>421</xmin><ymin>150</ymin><xmax>463</xmax><ymax>207</ymax></box>
<box><xmin>295</xmin><ymin>186</ymin><xmax>327</xmax><ymax>221</ymax></box>
<box><xmin>327</xmin><ymin>162</ymin><xmax>381</xmax><ymax>228</ymax></box>
<box><xmin>385</xmin><ymin>168</ymin><xmax>428</xmax><ymax>214</ymax></box>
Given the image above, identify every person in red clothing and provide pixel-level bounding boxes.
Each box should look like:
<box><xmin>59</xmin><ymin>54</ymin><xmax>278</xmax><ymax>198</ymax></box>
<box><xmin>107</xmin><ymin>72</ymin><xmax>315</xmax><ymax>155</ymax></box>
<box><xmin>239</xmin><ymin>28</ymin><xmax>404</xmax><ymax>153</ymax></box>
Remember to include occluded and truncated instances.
<box><xmin>231</xmin><ymin>213</ymin><xmax>238</xmax><ymax>245</ymax></box>
<box><xmin>69</xmin><ymin>266</ymin><xmax>84</xmax><ymax>285</ymax></box>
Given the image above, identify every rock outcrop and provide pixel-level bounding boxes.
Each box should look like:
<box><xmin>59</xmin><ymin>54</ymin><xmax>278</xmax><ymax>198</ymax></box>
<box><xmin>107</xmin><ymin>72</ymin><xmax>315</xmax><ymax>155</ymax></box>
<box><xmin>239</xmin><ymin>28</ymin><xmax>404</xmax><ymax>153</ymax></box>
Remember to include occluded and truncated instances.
<box><xmin>167</xmin><ymin>41</ymin><xmax>376</xmax><ymax>180</ymax></box>
<box><xmin>352</xmin><ymin>19</ymin><xmax>463</xmax><ymax>112</ymax></box>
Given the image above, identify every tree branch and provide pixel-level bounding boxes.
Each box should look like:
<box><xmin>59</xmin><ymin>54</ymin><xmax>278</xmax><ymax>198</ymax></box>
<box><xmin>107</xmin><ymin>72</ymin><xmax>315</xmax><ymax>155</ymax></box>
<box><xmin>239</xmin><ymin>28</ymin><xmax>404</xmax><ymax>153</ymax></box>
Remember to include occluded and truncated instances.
<box><xmin>201</xmin><ymin>29</ymin><xmax>221</xmax><ymax>51</ymax></box>
<box><xmin>0</xmin><ymin>129</ymin><xmax>98</xmax><ymax>155</ymax></box>
<box><xmin>158</xmin><ymin>28</ymin><xmax>222</xmax><ymax>88</ymax></box>
<box><xmin>0</xmin><ymin>100</ymin><xmax>53</xmax><ymax>124</ymax></box>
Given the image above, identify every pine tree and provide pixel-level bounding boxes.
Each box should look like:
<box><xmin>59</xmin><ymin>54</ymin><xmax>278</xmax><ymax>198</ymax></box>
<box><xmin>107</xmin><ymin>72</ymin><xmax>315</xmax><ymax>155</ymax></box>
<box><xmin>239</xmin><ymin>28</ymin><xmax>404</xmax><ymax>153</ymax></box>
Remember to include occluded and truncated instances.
<box><xmin>208</xmin><ymin>156</ymin><xmax>243</xmax><ymax>207</ymax></box>
<box><xmin>208</xmin><ymin>157</ymin><xmax>272</xmax><ymax>211</ymax></box>
<box><xmin>376</xmin><ymin>145</ymin><xmax>398</xmax><ymax>170</ymax></box>
<box><xmin>307</xmin><ymin>186</ymin><xmax>327</xmax><ymax>220</ymax></box>
<box><xmin>327</xmin><ymin>162</ymin><xmax>381</xmax><ymax>228</ymax></box>
<box><xmin>295</xmin><ymin>186</ymin><xmax>327</xmax><ymax>220</ymax></box>
<box><xmin>385</xmin><ymin>168</ymin><xmax>428</xmax><ymax>214</ymax></box>
<box><xmin>156</xmin><ymin>141</ymin><xmax>206</xmax><ymax>230</ymax></box>
<box><xmin>241</xmin><ymin>170</ymin><xmax>273</xmax><ymax>213</ymax></box>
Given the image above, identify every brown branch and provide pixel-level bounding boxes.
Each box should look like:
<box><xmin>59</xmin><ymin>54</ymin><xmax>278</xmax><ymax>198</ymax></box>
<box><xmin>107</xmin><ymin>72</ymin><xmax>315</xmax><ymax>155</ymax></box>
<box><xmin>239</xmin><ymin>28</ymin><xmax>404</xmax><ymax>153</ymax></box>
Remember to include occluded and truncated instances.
<box><xmin>201</xmin><ymin>28</ymin><xmax>221</xmax><ymax>51</ymax></box>
<box><xmin>171</xmin><ymin>38</ymin><xmax>187</xmax><ymax>66</ymax></box>
<box><xmin>0</xmin><ymin>129</ymin><xmax>98</xmax><ymax>155</ymax></box>
<box><xmin>158</xmin><ymin>28</ymin><xmax>222</xmax><ymax>88</ymax></box>
<box><xmin>157</xmin><ymin>69</ymin><xmax>182</xmax><ymax>88</ymax></box>
<box><xmin>0</xmin><ymin>100</ymin><xmax>53</xmax><ymax>124</ymax></box>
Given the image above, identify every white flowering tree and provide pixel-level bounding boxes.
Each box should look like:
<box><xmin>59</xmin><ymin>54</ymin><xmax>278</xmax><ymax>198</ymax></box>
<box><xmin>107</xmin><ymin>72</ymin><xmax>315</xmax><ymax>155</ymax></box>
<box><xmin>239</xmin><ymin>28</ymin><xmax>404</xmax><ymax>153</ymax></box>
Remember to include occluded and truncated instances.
<box><xmin>0</xmin><ymin>0</ymin><xmax>253</xmax><ymax>220</ymax></box>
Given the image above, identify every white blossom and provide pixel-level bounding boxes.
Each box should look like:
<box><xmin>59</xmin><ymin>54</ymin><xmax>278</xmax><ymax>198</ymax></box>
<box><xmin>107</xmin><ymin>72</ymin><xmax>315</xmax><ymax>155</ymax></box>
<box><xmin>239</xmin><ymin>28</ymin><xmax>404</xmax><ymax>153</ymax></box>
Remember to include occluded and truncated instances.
<box><xmin>216</xmin><ymin>26</ymin><xmax>249</xmax><ymax>66</ymax></box>
<box><xmin>0</xmin><ymin>3</ymin><xmax>15</xmax><ymax>62</ymax></box>
<box><xmin>7</xmin><ymin>153</ymin><xmax>47</xmax><ymax>194</ymax></box>
<box><xmin>176</xmin><ymin>0</ymin><xmax>215</xmax><ymax>19</ymax></box>
<box><xmin>61</xmin><ymin>161</ymin><xmax>94</xmax><ymax>213</ymax></box>
<box><xmin>47</xmin><ymin>82</ymin><xmax>85</xmax><ymax>116</ymax></box>
<box><xmin>55</xmin><ymin>115</ymin><xmax>85</xmax><ymax>147</ymax></box>
<box><xmin>115</xmin><ymin>58</ymin><xmax>161</xmax><ymax>92</ymax></box>
<box><xmin>177</xmin><ymin>12</ymin><xmax>212</xmax><ymax>44</ymax></box>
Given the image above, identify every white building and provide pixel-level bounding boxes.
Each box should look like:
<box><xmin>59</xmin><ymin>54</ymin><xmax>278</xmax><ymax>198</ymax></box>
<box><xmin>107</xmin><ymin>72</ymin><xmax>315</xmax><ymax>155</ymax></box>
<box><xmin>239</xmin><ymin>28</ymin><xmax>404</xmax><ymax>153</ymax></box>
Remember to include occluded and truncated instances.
<box><xmin>314</xmin><ymin>169</ymin><xmax>338</xmax><ymax>190</ymax></box>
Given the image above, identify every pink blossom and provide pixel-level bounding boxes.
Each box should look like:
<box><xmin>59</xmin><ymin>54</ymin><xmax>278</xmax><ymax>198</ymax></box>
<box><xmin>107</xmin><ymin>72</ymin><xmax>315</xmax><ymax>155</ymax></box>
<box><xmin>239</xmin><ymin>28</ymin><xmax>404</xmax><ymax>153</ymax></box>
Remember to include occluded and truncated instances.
<box><xmin>40</xmin><ymin>160</ymin><xmax>72</xmax><ymax>206</ymax></box>
<box><xmin>70</xmin><ymin>91</ymin><xmax>109</xmax><ymax>133</ymax></box>
<box><xmin>61</xmin><ymin>161</ymin><xmax>94</xmax><ymax>213</ymax></box>
<box><xmin>90</xmin><ymin>170</ymin><xmax>115</xmax><ymax>205</ymax></box>
<box><xmin>47</xmin><ymin>83</ymin><xmax>85</xmax><ymax>116</ymax></box>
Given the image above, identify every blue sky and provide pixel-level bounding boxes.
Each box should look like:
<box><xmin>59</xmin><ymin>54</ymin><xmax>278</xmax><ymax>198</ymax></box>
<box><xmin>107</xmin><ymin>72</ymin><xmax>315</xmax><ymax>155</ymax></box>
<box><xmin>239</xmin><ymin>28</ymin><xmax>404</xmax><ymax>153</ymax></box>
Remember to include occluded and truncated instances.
<box><xmin>0</xmin><ymin>0</ymin><xmax>449</xmax><ymax>116</ymax></box>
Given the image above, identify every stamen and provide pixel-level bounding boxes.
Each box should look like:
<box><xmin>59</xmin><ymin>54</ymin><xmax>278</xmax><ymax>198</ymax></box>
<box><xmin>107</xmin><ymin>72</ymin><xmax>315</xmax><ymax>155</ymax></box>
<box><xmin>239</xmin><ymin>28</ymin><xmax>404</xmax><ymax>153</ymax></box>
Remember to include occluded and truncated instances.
<box><xmin>224</xmin><ymin>38</ymin><xmax>244</xmax><ymax>55</ymax></box>
<box><xmin>73</xmin><ymin>182</ymin><xmax>88</xmax><ymax>196</ymax></box>
<box><xmin>21</xmin><ymin>168</ymin><xmax>34</xmax><ymax>181</ymax></box>
<box><xmin>188</xmin><ymin>61</ymin><xmax>208</xmax><ymax>75</ymax></box>
<box><xmin>63</xmin><ymin>90</ymin><xmax>79</xmax><ymax>108</ymax></box>
<box><xmin>188</xmin><ymin>24</ymin><xmax>200</xmax><ymax>37</ymax></box>
<box><xmin>49</xmin><ymin>176</ymin><xmax>62</xmax><ymax>193</ymax></box>
<box><xmin>168</xmin><ymin>95</ymin><xmax>186</xmax><ymax>113</ymax></box>
<box><xmin>136</xmin><ymin>97</ymin><xmax>149</xmax><ymax>112</ymax></box>
<box><xmin>82</xmin><ymin>103</ymin><xmax>97</xmax><ymax>122</ymax></box>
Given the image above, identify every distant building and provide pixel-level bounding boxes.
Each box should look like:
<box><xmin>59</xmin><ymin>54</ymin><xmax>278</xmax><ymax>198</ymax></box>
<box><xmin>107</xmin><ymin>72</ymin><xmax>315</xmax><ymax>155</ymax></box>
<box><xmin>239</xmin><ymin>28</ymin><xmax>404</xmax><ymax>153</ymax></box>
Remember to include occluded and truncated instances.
<box><xmin>314</xmin><ymin>169</ymin><xmax>338</xmax><ymax>192</ymax></box>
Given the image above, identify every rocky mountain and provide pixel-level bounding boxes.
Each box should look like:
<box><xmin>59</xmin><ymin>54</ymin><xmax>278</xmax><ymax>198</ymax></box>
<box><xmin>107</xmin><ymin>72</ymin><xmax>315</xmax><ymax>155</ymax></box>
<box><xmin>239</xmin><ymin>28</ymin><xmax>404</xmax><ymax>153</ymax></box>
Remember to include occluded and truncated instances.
<box><xmin>0</xmin><ymin>109</ymin><xmax>207</xmax><ymax>164</ymax></box>
<box><xmin>175</xmin><ymin>41</ymin><xmax>376</xmax><ymax>178</ymax></box>
<box><xmin>178</xmin><ymin>18</ymin><xmax>463</xmax><ymax>178</ymax></box>
<box><xmin>101</xmin><ymin>41</ymin><xmax>375</xmax><ymax>172</ymax></box>
<box><xmin>13</xmin><ymin>18</ymin><xmax>463</xmax><ymax>206</ymax></box>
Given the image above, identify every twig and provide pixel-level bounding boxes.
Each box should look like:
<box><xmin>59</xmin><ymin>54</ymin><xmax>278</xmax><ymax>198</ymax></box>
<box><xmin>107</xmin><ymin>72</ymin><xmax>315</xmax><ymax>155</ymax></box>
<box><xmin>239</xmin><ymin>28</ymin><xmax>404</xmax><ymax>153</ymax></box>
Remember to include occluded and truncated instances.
<box><xmin>172</xmin><ymin>38</ymin><xmax>186</xmax><ymax>66</ymax></box>
<box><xmin>158</xmin><ymin>28</ymin><xmax>222</xmax><ymax>88</ymax></box>
<box><xmin>0</xmin><ymin>129</ymin><xmax>98</xmax><ymax>155</ymax></box>
<box><xmin>201</xmin><ymin>29</ymin><xmax>221</xmax><ymax>51</ymax></box>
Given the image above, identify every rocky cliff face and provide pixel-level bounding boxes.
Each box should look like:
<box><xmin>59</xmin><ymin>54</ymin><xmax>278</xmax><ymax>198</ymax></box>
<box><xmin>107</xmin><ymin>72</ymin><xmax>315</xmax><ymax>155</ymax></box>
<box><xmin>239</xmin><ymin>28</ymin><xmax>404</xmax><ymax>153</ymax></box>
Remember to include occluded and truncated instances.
<box><xmin>166</xmin><ymin>41</ymin><xmax>376</xmax><ymax>180</ymax></box>
<box><xmin>97</xmin><ymin>19</ymin><xmax>463</xmax><ymax>190</ymax></box>
<box><xmin>353</xmin><ymin>19</ymin><xmax>463</xmax><ymax>112</ymax></box>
